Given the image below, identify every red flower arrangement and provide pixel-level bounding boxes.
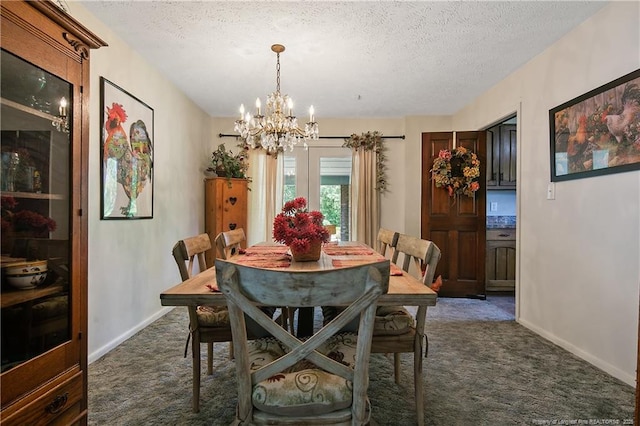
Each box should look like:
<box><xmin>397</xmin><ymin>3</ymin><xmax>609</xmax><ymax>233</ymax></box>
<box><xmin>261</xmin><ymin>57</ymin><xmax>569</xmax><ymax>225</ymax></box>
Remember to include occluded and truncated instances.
<box><xmin>1</xmin><ymin>196</ymin><xmax>56</xmax><ymax>237</ymax></box>
<box><xmin>272</xmin><ymin>197</ymin><xmax>330</xmax><ymax>253</ymax></box>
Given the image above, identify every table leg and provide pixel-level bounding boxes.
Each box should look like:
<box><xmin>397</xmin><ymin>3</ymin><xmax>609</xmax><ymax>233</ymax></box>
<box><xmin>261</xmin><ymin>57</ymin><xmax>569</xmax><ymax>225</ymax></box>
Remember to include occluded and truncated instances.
<box><xmin>296</xmin><ymin>307</ymin><xmax>314</xmax><ymax>337</ymax></box>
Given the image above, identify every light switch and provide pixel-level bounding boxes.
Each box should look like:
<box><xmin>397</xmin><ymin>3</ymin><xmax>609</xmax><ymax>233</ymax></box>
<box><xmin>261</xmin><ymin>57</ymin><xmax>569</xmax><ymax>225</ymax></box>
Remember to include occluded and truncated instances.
<box><xmin>547</xmin><ymin>182</ymin><xmax>555</xmax><ymax>200</ymax></box>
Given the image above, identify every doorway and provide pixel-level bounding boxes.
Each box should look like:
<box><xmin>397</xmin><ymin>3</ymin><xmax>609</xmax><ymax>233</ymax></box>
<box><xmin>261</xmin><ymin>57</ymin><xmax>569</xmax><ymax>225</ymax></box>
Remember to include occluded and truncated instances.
<box><xmin>484</xmin><ymin>115</ymin><xmax>517</xmax><ymax>316</ymax></box>
<box><xmin>283</xmin><ymin>145</ymin><xmax>352</xmax><ymax>241</ymax></box>
<box><xmin>485</xmin><ymin>115</ymin><xmax>517</xmax><ymax>295</ymax></box>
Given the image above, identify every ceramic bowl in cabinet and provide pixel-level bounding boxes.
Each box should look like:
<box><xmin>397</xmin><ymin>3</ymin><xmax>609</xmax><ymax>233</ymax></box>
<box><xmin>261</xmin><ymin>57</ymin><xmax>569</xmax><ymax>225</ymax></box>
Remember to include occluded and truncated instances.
<box><xmin>3</xmin><ymin>259</ymin><xmax>48</xmax><ymax>290</ymax></box>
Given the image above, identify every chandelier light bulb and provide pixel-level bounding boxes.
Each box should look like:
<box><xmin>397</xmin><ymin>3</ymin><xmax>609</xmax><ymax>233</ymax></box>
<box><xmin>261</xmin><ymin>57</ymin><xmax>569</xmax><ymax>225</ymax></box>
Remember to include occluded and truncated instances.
<box><xmin>52</xmin><ymin>96</ymin><xmax>70</xmax><ymax>133</ymax></box>
<box><xmin>59</xmin><ymin>97</ymin><xmax>68</xmax><ymax>117</ymax></box>
<box><xmin>287</xmin><ymin>99</ymin><xmax>293</xmax><ymax>116</ymax></box>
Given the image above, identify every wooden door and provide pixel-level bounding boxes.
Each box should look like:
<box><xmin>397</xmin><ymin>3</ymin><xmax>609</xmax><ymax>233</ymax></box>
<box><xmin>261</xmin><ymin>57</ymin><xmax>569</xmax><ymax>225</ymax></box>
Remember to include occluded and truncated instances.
<box><xmin>421</xmin><ymin>131</ymin><xmax>487</xmax><ymax>298</ymax></box>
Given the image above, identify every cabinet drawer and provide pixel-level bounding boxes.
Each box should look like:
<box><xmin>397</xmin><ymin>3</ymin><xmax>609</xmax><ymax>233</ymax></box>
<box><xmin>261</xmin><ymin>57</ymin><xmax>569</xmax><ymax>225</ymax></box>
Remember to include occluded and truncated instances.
<box><xmin>1</xmin><ymin>371</ymin><xmax>83</xmax><ymax>425</ymax></box>
<box><xmin>487</xmin><ymin>229</ymin><xmax>515</xmax><ymax>241</ymax></box>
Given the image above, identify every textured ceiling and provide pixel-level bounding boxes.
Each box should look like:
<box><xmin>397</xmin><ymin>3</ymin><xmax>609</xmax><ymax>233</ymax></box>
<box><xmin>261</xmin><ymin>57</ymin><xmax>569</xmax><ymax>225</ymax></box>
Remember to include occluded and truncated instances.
<box><xmin>78</xmin><ymin>1</ymin><xmax>607</xmax><ymax>119</ymax></box>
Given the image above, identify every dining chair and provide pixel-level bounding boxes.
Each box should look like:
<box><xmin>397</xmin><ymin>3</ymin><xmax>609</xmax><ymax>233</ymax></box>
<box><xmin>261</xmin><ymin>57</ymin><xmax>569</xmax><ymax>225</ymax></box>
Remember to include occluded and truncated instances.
<box><xmin>214</xmin><ymin>229</ymin><xmax>292</xmax><ymax>333</ymax></box>
<box><xmin>172</xmin><ymin>233</ymin><xmax>234</xmax><ymax>413</ymax></box>
<box><xmin>214</xmin><ymin>228</ymin><xmax>246</xmax><ymax>260</ymax></box>
<box><xmin>370</xmin><ymin>233</ymin><xmax>441</xmax><ymax>426</ymax></box>
<box><xmin>215</xmin><ymin>258</ymin><xmax>390</xmax><ymax>425</ymax></box>
<box><xmin>322</xmin><ymin>228</ymin><xmax>397</xmax><ymax>332</ymax></box>
<box><xmin>376</xmin><ymin>228</ymin><xmax>399</xmax><ymax>260</ymax></box>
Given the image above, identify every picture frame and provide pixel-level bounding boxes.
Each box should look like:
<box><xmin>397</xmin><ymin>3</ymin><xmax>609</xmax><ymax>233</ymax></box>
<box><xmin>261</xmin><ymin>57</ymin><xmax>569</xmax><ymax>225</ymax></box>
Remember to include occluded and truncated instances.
<box><xmin>549</xmin><ymin>68</ymin><xmax>640</xmax><ymax>182</ymax></box>
<box><xmin>100</xmin><ymin>77</ymin><xmax>154</xmax><ymax>219</ymax></box>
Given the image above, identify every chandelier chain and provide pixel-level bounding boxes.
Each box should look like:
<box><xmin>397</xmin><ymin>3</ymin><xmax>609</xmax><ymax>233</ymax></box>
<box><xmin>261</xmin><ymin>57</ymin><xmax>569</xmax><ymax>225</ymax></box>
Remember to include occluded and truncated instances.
<box><xmin>276</xmin><ymin>52</ymin><xmax>281</xmax><ymax>94</ymax></box>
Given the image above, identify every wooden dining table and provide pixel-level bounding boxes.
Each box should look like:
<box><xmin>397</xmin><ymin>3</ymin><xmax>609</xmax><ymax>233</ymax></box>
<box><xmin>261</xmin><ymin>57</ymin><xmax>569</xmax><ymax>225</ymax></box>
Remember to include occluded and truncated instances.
<box><xmin>160</xmin><ymin>241</ymin><xmax>437</xmax><ymax>336</ymax></box>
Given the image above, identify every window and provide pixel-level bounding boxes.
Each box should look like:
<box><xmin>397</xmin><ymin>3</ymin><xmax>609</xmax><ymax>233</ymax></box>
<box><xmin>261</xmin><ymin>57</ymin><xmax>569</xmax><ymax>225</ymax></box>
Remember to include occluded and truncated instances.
<box><xmin>283</xmin><ymin>146</ymin><xmax>352</xmax><ymax>241</ymax></box>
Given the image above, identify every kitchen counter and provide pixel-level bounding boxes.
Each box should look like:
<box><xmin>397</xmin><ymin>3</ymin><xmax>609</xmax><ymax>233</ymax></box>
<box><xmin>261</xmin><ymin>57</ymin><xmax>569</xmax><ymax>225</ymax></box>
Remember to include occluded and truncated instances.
<box><xmin>487</xmin><ymin>215</ymin><xmax>516</xmax><ymax>229</ymax></box>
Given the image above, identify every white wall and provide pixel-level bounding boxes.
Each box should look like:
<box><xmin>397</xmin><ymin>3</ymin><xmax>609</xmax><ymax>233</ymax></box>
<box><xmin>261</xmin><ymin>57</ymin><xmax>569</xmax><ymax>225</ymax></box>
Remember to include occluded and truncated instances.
<box><xmin>66</xmin><ymin>4</ymin><xmax>213</xmax><ymax>362</ymax></box>
<box><xmin>487</xmin><ymin>191</ymin><xmax>517</xmax><ymax>216</ymax></box>
<box><xmin>452</xmin><ymin>2</ymin><xmax>640</xmax><ymax>385</ymax></box>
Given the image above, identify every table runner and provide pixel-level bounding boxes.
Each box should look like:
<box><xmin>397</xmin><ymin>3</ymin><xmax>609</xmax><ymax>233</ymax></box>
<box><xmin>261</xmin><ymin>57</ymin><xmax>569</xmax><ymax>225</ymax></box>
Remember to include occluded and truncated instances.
<box><xmin>322</xmin><ymin>243</ymin><xmax>376</xmax><ymax>256</ymax></box>
<box><xmin>233</xmin><ymin>245</ymin><xmax>292</xmax><ymax>268</ymax></box>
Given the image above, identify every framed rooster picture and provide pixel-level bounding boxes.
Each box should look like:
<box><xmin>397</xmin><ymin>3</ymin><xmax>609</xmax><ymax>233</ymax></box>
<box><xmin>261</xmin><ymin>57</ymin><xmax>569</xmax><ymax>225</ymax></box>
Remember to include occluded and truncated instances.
<box><xmin>549</xmin><ymin>68</ymin><xmax>640</xmax><ymax>182</ymax></box>
<box><xmin>100</xmin><ymin>77</ymin><xmax>154</xmax><ymax>219</ymax></box>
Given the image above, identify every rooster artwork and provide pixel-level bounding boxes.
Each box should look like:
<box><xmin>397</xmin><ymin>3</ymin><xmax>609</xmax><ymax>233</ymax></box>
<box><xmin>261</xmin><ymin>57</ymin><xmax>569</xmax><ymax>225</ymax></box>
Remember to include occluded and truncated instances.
<box><xmin>554</xmin><ymin>76</ymin><xmax>640</xmax><ymax>175</ymax></box>
<box><xmin>102</xmin><ymin>102</ymin><xmax>153</xmax><ymax>217</ymax></box>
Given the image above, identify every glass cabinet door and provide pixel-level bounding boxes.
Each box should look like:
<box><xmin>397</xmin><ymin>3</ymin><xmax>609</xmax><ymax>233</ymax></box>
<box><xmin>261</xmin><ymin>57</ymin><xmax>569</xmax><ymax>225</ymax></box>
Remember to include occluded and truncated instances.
<box><xmin>1</xmin><ymin>49</ymin><xmax>72</xmax><ymax>372</ymax></box>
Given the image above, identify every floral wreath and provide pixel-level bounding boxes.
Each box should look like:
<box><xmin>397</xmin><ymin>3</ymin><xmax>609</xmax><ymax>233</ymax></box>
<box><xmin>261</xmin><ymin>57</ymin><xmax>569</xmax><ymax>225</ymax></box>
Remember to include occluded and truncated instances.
<box><xmin>431</xmin><ymin>146</ymin><xmax>480</xmax><ymax>197</ymax></box>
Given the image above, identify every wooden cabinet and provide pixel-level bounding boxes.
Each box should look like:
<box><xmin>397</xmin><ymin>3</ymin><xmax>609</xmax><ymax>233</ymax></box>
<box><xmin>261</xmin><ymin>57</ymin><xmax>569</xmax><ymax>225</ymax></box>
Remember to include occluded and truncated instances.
<box><xmin>1</xmin><ymin>1</ymin><xmax>105</xmax><ymax>424</ymax></box>
<box><xmin>486</xmin><ymin>123</ymin><xmax>516</xmax><ymax>188</ymax></box>
<box><xmin>204</xmin><ymin>178</ymin><xmax>248</xmax><ymax>266</ymax></box>
<box><xmin>486</xmin><ymin>229</ymin><xmax>516</xmax><ymax>291</ymax></box>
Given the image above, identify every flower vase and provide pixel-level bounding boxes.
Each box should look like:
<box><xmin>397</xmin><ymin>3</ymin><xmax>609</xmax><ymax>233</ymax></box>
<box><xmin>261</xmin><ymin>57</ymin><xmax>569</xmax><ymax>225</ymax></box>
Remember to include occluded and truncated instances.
<box><xmin>290</xmin><ymin>240</ymin><xmax>322</xmax><ymax>262</ymax></box>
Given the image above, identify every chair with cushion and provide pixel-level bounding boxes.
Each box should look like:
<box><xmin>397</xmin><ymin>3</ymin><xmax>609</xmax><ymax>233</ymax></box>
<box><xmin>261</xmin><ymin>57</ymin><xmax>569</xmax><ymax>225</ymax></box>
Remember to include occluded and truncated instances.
<box><xmin>172</xmin><ymin>233</ymin><xmax>233</xmax><ymax>413</ymax></box>
<box><xmin>371</xmin><ymin>233</ymin><xmax>441</xmax><ymax>426</ymax></box>
<box><xmin>215</xmin><ymin>258</ymin><xmax>390</xmax><ymax>425</ymax></box>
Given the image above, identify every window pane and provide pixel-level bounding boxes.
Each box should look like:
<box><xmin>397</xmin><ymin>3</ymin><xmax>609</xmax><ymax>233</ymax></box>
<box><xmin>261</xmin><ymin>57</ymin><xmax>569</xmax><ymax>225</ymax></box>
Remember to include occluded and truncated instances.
<box><xmin>319</xmin><ymin>156</ymin><xmax>351</xmax><ymax>241</ymax></box>
<box><xmin>283</xmin><ymin>155</ymin><xmax>296</xmax><ymax>203</ymax></box>
<box><xmin>283</xmin><ymin>148</ymin><xmax>351</xmax><ymax>242</ymax></box>
<box><xmin>1</xmin><ymin>50</ymin><xmax>72</xmax><ymax>372</ymax></box>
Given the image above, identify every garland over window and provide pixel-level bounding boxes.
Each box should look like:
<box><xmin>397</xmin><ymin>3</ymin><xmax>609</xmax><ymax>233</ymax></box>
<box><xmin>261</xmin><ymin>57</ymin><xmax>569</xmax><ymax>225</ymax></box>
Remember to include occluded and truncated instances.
<box><xmin>343</xmin><ymin>131</ymin><xmax>388</xmax><ymax>193</ymax></box>
<box><xmin>431</xmin><ymin>147</ymin><xmax>480</xmax><ymax>197</ymax></box>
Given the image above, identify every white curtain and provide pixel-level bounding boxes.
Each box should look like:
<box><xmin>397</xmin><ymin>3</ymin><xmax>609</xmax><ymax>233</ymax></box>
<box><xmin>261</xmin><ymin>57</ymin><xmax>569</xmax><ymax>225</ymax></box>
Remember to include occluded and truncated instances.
<box><xmin>247</xmin><ymin>150</ymin><xmax>283</xmax><ymax>245</ymax></box>
<box><xmin>350</xmin><ymin>149</ymin><xmax>379</xmax><ymax>247</ymax></box>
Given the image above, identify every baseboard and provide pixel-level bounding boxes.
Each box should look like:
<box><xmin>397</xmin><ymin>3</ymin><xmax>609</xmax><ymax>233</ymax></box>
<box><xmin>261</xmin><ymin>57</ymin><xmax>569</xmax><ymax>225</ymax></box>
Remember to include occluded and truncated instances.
<box><xmin>518</xmin><ymin>318</ymin><xmax>635</xmax><ymax>387</ymax></box>
<box><xmin>88</xmin><ymin>306</ymin><xmax>174</xmax><ymax>364</ymax></box>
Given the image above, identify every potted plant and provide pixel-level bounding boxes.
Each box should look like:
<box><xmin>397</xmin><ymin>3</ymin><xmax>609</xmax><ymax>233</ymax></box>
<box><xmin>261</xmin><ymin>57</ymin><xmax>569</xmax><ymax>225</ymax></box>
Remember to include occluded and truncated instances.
<box><xmin>206</xmin><ymin>143</ymin><xmax>250</xmax><ymax>180</ymax></box>
<box><xmin>272</xmin><ymin>197</ymin><xmax>330</xmax><ymax>261</ymax></box>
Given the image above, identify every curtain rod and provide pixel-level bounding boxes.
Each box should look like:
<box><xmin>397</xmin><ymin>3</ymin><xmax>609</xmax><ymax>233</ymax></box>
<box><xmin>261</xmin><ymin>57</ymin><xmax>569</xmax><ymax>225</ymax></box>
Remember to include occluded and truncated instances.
<box><xmin>218</xmin><ymin>133</ymin><xmax>405</xmax><ymax>140</ymax></box>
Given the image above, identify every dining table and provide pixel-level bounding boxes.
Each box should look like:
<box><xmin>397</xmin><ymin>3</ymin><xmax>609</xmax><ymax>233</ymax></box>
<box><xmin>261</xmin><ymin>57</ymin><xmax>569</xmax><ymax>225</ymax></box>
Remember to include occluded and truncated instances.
<box><xmin>160</xmin><ymin>241</ymin><xmax>437</xmax><ymax>337</ymax></box>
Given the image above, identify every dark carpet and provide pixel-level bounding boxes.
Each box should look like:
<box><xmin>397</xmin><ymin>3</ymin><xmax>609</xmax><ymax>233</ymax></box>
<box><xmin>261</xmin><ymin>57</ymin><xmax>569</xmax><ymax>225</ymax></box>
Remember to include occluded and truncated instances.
<box><xmin>87</xmin><ymin>296</ymin><xmax>635</xmax><ymax>425</ymax></box>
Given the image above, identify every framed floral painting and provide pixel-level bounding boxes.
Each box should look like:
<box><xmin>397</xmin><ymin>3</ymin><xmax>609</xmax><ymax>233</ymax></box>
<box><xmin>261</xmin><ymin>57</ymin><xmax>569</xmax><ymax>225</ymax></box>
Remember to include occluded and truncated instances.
<box><xmin>100</xmin><ymin>77</ymin><xmax>154</xmax><ymax>219</ymax></box>
<box><xmin>549</xmin><ymin>69</ymin><xmax>640</xmax><ymax>182</ymax></box>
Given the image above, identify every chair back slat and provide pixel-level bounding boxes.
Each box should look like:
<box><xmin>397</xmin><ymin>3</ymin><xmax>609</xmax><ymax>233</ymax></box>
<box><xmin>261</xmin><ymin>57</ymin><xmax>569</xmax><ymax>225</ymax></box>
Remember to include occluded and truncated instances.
<box><xmin>376</xmin><ymin>228</ymin><xmax>399</xmax><ymax>260</ymax></box>
<box><xmin>215</xmin><ymin>228</ymin><xmax>246</xmax><ymax>260</ymax></box>
<box><xmin>218</xmin><ymin>259</ymin><xmax>389</xmax><ymax>307</ymax></box>
<box><xmin>172</xmin><ymin>233</ymin><xmax>211</xmax><ymax>281</ymax></box>
<box><xmin>395</xmin><ymin>233</ymin><xmax>441</xmax><ymax>287</ymax></box>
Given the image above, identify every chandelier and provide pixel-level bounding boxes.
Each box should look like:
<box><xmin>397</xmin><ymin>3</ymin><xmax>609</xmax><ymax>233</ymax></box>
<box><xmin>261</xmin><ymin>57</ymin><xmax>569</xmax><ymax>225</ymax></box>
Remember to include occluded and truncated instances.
<box><xmin>234</xmin><ymin>44</ymin><xmax>319</xmax><ymax>154</ymax></box>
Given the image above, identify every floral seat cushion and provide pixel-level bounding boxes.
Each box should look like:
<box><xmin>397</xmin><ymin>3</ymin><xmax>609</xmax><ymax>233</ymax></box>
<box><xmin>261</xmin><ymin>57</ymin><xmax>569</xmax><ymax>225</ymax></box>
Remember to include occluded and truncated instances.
<box><xmin>248</xmin><ymin>333</ymin><xmax>358</xmax><ymax>416</ymax></box>
<box><xmin>373</xmin><ymin>305</ymin><xmax>414</xmax><ymax>335</ymax></box>
<box><xmin>196</xmin><ymin>305</ymin><xmax>230</xmax><ymax>327</ymax></box>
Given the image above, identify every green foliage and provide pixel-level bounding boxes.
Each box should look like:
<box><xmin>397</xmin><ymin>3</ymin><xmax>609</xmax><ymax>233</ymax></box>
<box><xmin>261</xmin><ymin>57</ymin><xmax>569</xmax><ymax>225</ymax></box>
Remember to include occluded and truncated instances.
<box><xmin>283</xmin><ymin>185</ymin><xmax>342</xmax><ymax>228</ymax></box>
<box><xmin>208</xmin><ymin>144</ymin><xmax>249</xmax><ymax>179</ymax></box>
<box><xmin>343</xmin><ymin>131</ymin><xmax>388</xmax><ymax>192</ymax></box>
<box><xmin>320</xmin><ymin>186</ymin><xmax>341</xmax><ymax>226</ymax></box>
